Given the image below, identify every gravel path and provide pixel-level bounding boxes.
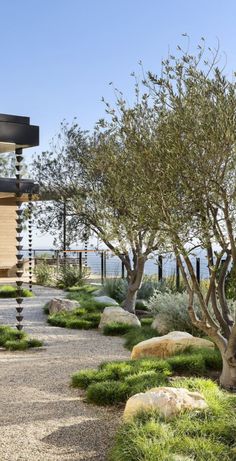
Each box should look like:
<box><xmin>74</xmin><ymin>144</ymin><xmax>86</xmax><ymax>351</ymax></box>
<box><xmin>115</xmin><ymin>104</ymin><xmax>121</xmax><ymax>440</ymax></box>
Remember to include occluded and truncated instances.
<box><xmin>0</xmin><ymin>285</ymin><xmax>129</xmax><ymax>461</ymax></box>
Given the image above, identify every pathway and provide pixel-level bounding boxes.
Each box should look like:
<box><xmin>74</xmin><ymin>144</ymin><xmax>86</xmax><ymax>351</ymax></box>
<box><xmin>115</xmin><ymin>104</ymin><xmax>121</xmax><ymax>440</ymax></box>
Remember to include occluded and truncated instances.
<box><xmin>0</xmin><ymin>285</ymin><xmax>129</xmax><ymax>461</ymax></box>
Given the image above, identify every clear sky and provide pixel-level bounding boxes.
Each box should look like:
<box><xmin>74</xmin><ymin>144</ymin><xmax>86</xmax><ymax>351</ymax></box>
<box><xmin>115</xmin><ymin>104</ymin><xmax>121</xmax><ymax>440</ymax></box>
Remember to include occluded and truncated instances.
<box><xmin>1</xmin><ymin>0</ymin><xmax>236</xmax><ymax>247</ymax></box>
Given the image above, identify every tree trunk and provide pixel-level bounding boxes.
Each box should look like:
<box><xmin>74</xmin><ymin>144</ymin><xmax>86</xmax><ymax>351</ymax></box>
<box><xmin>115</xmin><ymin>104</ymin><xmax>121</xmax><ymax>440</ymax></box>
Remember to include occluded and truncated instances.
<box><xmin>122</xmin><ymin>256</ymin><xmax>146</xmax><ymax>314</ymax></box>
<box><xmin>220</xmin><ymin>357</ymin><xmax>236</xmax><ymax>390</ymax></box>
<box><xmin>220</xmin><ymin>327</ymin><xmax>236</xmax><ymax>390</ymax></box>
<box><xmin>122</xmin><ymin>286</ymin><xmax>138</xmax><ymax>314</ymax></box>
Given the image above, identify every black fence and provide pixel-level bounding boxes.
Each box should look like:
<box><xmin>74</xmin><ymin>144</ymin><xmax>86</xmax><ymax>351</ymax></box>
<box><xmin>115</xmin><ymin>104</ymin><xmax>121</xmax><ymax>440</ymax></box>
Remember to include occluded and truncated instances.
<box><xmin>23</xmin><ymin>248</ymin><xmax>210</xmax><ymax>286</ymax></box>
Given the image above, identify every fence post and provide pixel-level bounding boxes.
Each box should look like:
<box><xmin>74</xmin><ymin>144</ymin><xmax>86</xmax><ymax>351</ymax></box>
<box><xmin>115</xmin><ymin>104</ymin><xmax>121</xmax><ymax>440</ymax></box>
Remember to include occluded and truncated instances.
<box><xmin>101</xmin><ymin>251</ymin><xmax>104</xmax><ymax>285</ymax></box>
<box><xmin>104</xmin><ymin>251</ymin><xmax>107</xmax><ymax>281</ymax></box>
<box><xmin>196</xmin><ymin>257</ymin><xmax>201</xmax><ymax>283</ymax></box>
<box><xmin>121</xmin><ymin>260</ymin><xmax>125</xmax><ymax>279</ymax></box>
<box><xmin>79</xmin><ymin>252</ymin><xmax>82</xmax><ymax>276</ymax></box>
<box><xmin>84</xmin><ymin>240</ymin><xmax>88</xmax><ymax>268</ymax></box>
<box><xmin>176</xmin><ymin>259</ymin><xmax>180</xmax><ymax>291</ymax></box>
<box><xmin>158</xmin><ymin>255</ymin><xmax>163</xmax><ymax>281</ymax></box>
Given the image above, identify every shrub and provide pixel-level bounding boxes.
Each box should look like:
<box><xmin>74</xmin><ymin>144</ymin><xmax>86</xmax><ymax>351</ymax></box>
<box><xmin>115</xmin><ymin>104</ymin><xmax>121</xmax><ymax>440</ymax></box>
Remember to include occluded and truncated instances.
<box><xmin>86</xmin><ymin>369</ymin><xmax>169</xmax><ymax>405</ymax></box>
<box><xmin>137</xmin><ymin>276</ymin><xmax>164</xmax><ymax>301</ymax></box>
<box><xmin>72</xmin><ymin>349</ymin><xmax>222</xmax><ymax>409</ymax></box>
<box><xmin>64</xmin><ymin>318</ymin><xmax>92</xmax><ymax>329</ymax></box>
<box><xmin>56</xmin><ymin>264</ymin><xmax>89</xmax><ymax>288</ymax></box>
<box><xmin>124</xmin><ymin>326</ymin><xmax>159</xmax><ymax>351</ymax></box>
<box><xmin>71</xmin><ymin>369</ymin><xmax>114</xmax><ymax>389</ymax></box>
<box><xmin>140</xmin><ymin>317</ymin><xmax>153</xmax><ymax>327</ymax></box>
<box><xmin>48</xmin><ymin>314</ymin><xmax>93</xmax><ymax>329</ymax></box>
<box><xmin>82</xmin><ymin>312</ymin><xmax>101</xmax><ymax>327</ymax></box>
<box><xmin>34</xmin><ymin>262</ymin><xmax>54</xmax><ymax>286</ymax></box>
<box><xmin>27</xmin><ymin>338</ymin><xmax>43</xmax><ymax>348</ymax></box>
<box><xmin>103</xmin><ymin>322</ymin><xmax>134</xmax><ymax>336</ymax></box>
<box><xmin>167</xmin><ymin>353</ymin><xmax>206</xmax><ymax>374</ymax></box>
<box><xmin>0</xmin><ymin>285</ymin><xmax>33</xmax><ymax>298</ymax></box>
<box><xmin>0</xmin><ymin>326</ymin><xmax>42</xmax><ymax>350</ymax></box>
<box><xmin>148</xmin><ymin>290</ymin><xmax>202</xmax><ymax>336</ymax></box>
<box><xmin>67</xmin><ymin>284</ymin><xmax>98</xmax><ymax>294</ymax></box>
<box><xmin>87</xmin><ymin>380</ymin><xmax>130</xmax><ymax>405</ymax></box>
<box><xmin>102</xmin><ymin>278</ymin><xmax>128</xmax><ymax>303</ymax></box>
<box><xmin>67</xmin><ymin>291</ymin><xmax>109</xmax><ymax>312</ymax></box>
<box><xmin>79</xmin><ymin>299</ymin><xmax>110</xmax><ymax>312</ymax></box>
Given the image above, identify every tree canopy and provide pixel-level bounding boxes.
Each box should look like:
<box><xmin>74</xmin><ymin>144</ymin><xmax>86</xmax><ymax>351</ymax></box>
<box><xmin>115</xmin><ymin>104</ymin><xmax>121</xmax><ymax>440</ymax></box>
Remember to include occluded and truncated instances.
<box><xmin>34</xmin><ymin>37</ymin><xmax>236</xmax><ymax>388</ymax></box>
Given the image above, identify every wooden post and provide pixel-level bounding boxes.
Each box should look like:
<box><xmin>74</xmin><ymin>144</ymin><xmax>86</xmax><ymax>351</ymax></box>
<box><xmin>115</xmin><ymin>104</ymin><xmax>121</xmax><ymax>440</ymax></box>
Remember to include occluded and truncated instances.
<box><xmin>158</xmin><ymin>255</ymin><xmax>163</xmax><ymax>281</ymax></box>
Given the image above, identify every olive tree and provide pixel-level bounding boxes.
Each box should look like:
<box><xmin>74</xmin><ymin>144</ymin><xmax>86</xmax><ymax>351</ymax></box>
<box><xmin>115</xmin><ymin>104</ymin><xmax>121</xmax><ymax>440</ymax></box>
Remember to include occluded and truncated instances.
<box><xmin>33</xmin><ymin>105</ymin><xmax>166</xmax><ymax>313</ymax></box>
<box><xmin>143</xmin><ymin>39</ymin><xmax>236</xmax><ymax>389</ymax></box>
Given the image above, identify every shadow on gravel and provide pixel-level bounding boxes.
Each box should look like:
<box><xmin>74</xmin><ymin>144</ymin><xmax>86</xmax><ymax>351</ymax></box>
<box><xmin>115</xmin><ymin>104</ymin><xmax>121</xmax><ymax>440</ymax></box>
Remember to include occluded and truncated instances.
<box><xmin>42</xmin><ymin>419</ymin><xmax>118</xmax><ymax>457</ymax></box>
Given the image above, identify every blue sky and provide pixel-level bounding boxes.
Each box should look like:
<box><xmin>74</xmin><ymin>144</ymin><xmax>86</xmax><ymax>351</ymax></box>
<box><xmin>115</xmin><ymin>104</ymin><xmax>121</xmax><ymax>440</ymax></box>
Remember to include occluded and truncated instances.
<box><xmin>1</xmin><ymin>0</ymin><xmax>236</xmax><ymax>246</ymax></box>
<box><xmin>1</xmin><ymin>0</ymin><xmax>236</xmax><ymax>158</ymax></box>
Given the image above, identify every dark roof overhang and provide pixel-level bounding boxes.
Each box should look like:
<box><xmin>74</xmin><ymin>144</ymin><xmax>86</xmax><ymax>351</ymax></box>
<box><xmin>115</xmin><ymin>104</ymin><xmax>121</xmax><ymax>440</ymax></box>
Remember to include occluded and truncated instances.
<box><xmin>0</xmin><ymin>178</ymin><xmax>39</xmax><ymax>204</ymax></box>
<box><xmin>0</xmin><ymin>113</ymin><xmax>39</xmax><ymax>153</ymax></box>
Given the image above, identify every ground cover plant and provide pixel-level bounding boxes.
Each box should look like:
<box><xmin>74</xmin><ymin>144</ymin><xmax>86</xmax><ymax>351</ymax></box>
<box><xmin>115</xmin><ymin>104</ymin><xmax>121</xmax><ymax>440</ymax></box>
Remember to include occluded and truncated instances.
<box><xmin>46</xmin><ymin>284</ymin><xmax>113</xmax><ymax>329</ymax></box>
<box><xmin>109</xmin><ymin>378</ymin><xmax>236</xmax><ymax>461</ymax></box>
<box><xmin>103</xmin><ymin>322</ymin><xmax>135</xmax><ymax>336</ymax></box>
<box><xmin>0</xmin><ymin>285</ymin><xmax>33</xmax><ymax>298</ymax></box>
<box><xmin>0</xmin><ymin>326</ymin><xmax>42</xmax><ymax>351</ymax></box>
<box><xmin>123</xmin><ymin>325</ymin><xmax>158</xmax><ymax>351</ymax></box>
<box><xmin>71</xmin><ymin>347</ymin><xmax>222</xmax><ymax>406</ymax></box>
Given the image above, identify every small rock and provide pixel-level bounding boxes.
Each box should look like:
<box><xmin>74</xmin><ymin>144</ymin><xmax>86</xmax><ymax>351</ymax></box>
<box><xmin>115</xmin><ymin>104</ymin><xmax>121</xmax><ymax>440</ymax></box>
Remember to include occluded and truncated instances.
<box><xmin>93</xmin><ymin>296</ymin><xmax>119</xmax><ymax>306</ymax></box>
<box><xmin>123</xmin><ymin>386</ymin><xmax>208</xmax><ymax>421</ymax></box>
<box><xmin>99</xmin><ymin>306</ymin><xmax>141</xmax><ymax>329</ymax></box>
<box><xmin>131</xmin><ymin>331</ymin><xmax>214</xmax><ymax>359</ymax></box>
<box><xmin>47</xmin><ymin>298</ymin><xmax>80</xmax><ymax>315</ymax></box>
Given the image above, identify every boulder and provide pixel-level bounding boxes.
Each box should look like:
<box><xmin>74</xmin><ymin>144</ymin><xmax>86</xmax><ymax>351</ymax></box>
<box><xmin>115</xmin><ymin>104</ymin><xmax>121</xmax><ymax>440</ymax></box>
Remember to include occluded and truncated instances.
<box><xmin>47</xmin><ymin>298</ymin><xmax>80</xmax><ymax>315</ymax></box>
<box><xmin>131</xmin><ymin>331</ymin><xmax>214</xmax><ymax>359</ymax></box>
<box><xmin>123</xmin><ymin>386</ymin><xmax>208</xmax><ymax>421</ymax></box>
<box><xmin>99</xmin><ymin>306</ymin><xmax>141</xmax><ymax>329</ymax></box>
<box><xmin>93</xmin><ymin>295</ymin><xmax>119</xmax><ymax>306</ymax></box>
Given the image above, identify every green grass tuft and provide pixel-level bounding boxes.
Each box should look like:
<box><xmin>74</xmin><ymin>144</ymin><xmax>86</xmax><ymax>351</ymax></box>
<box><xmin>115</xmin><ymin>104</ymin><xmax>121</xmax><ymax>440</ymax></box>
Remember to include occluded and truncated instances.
<box><xmin>66</xmin><ymin>284</ymin><xmax>99</xmax><ymax>294</ymax></box>
<box><xmin>140</xmin><ymin>317</ymin><xmax>153</xmax><ymax>326</ymax></box>
<box><xmin>124</xmin><ymin>326</ymin><xmax>159</xmax><ymax>350</ymax></box>
<box><xmin>0</xmin><ymin>285</ymin><xmax>34</xmax><ymax>298</ymax></box>
<box><xmin>103</xmin><ymin>322</ymin><xmax>135</xmax><ymax>336</ymax></box>
<box><xmin>0</xmin><ymin>326</ymin><xmax>42</xmax><ymax>351</ymax></box>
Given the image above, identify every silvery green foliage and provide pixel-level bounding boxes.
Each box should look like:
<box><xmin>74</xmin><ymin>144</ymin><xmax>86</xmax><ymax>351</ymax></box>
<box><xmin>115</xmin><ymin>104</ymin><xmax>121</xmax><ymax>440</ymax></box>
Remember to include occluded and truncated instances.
<box><xmin>227</xmin><ymin>299</ymin><xmax>236</xmax><ymax>320</ymax></box>
<box><xmin>148</xmin><ymin>290</ymin><xmax>202</xmax><ymax>336</ymax></box>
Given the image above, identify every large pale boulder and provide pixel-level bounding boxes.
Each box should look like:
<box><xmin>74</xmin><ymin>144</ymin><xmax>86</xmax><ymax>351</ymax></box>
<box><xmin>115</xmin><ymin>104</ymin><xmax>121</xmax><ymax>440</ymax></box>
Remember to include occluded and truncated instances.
<box><xmin>47</xmin><ymin>298</ymin><xmax>80</xmax><ymax>315</ymax></box>
<box><xmin>123</xmin><ymin>386</ymin><xmax>208</xmax><ymax>421</ymax></box>
<box><xmin>93</xmin><ymin>295</ymin><xmax>119</xmax><ymax>306</ymax></box>
<box><xmin>99</xmin><ymin>306</ymin><xmax>141</xmax><ymax>329</ymax></box>
<box><xmin>131</xmin><ymin>331</ymin><xmax>214</xmax><ymax>359</ymax></box>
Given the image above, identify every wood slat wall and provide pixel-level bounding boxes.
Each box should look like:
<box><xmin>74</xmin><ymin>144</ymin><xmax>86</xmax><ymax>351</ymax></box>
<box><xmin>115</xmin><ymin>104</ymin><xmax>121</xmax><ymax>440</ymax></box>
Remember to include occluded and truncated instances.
<box><xmin>0</xmin><ymin>205</ymin><xmax>16</xmax><ymax>276</ymax></box>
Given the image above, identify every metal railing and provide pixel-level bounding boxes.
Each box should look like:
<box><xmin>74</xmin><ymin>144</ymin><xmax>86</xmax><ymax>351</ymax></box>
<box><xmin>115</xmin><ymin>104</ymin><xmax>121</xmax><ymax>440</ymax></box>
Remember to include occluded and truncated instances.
<box><xmin>22</xmin><ymin>248</ymin><xmax>211</xmax><ymax>286</ymax></box>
